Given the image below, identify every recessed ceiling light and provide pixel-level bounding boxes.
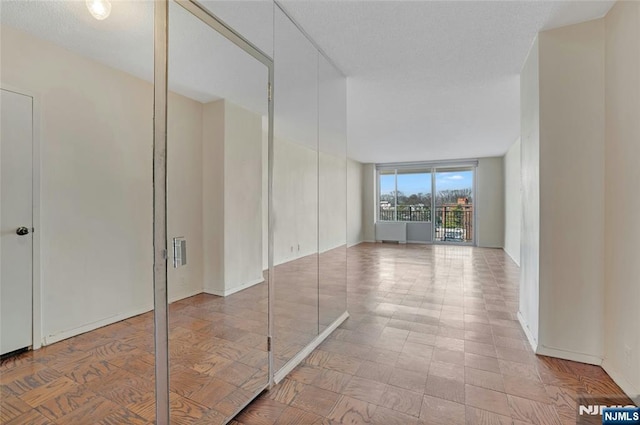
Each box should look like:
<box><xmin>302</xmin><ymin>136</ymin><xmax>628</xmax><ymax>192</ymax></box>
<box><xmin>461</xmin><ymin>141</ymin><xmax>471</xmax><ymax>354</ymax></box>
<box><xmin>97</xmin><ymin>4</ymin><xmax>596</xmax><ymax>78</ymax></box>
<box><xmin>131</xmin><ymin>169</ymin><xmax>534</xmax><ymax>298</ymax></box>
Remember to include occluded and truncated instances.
<box><xmin>86</xmin><ymin>0</ymin><xmax>111</xmax><ymax>20</ymax></box>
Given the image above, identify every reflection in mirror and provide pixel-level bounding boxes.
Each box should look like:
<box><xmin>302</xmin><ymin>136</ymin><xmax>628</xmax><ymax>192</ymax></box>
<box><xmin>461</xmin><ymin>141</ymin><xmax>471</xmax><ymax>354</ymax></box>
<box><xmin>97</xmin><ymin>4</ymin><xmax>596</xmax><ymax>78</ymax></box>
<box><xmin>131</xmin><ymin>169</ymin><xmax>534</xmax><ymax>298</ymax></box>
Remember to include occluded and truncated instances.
<box><xmin>318</xmin><ymin>56</ymin><xmax>348</xmax><ymax>332</ymax></box>
<box><xmin>198</xmin><ymin>0</ymin><xmax>274</xmax><ymax>58</ymax></box>
<box><xmin>0</xmin><ymin>1</ymin><xmax>156</xmax><ymax>423</ymax></box>
<box><xmin>273</xmin><ymin>6</ymin><xmax>320</xmax><ymax>372</ymax></box>
<box><xmin>166</xmin><ymin>1</ymin><xmax>270</xmax><ymax>421</ymax></box>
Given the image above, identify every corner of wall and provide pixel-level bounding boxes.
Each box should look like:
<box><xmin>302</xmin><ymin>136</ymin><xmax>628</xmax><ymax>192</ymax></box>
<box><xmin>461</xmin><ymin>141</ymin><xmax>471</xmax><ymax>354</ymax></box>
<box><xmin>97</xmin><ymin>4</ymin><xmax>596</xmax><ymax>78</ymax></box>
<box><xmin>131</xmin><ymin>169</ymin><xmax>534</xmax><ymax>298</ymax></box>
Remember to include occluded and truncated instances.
<box><xmin>503</xmin><ymin>138</ymin><xmax>521</xmax><ymax>266</ymax></box>
<box><xmin>603</xmin><ymin>0</ymin><xmax>640</xmax><ymax>401</ymax></box>
<box><xmin>476</xmin><ymin>157</ymin><xmax>505</xmax><ymax>248</ymax></box>
<box><xmin>362</xmin><ymin>163</ymin><xmax>376</xmax><ymax>242</ymax></box>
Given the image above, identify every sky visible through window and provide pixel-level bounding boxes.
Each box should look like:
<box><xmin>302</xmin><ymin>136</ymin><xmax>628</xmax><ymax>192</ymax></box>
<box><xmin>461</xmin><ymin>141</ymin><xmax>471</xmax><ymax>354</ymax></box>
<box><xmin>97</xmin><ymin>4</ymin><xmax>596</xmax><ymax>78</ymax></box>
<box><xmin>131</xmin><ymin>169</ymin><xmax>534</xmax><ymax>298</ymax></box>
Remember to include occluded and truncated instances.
<box><xmin>380</xmin><ymin>170</ymin><xmax>473</xmax><ymax>193</ymax></box>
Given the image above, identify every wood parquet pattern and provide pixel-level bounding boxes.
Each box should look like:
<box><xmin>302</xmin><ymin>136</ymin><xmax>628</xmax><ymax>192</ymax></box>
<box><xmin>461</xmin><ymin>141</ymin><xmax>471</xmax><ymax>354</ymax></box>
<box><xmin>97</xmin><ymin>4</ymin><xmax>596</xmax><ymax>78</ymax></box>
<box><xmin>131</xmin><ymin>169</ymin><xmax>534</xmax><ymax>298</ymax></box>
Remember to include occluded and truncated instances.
<box><xmin>234</xmin><ymin>243</ymin><xmax>632</xmax><ymax>425</ymax></box>
<box><xmin>1</xmin><ymin>243</ymin><xmax>632</xmax><ymax>424</ymax></box>
<box><xmin>1</xmin><ymin>281</ymin><xmax>271</xmax><ymax>425</ymax></box>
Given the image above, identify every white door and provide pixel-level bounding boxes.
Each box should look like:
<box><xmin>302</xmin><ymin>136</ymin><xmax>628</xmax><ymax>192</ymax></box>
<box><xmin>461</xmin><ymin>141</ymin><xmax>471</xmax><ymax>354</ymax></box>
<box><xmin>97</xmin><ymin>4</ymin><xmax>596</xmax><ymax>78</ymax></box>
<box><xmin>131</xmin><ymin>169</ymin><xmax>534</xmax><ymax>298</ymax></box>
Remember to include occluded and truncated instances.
<box><xmin>0</xmin><ymin>89</ymin><xmax>33</xmax><ymax>355</ymax></box>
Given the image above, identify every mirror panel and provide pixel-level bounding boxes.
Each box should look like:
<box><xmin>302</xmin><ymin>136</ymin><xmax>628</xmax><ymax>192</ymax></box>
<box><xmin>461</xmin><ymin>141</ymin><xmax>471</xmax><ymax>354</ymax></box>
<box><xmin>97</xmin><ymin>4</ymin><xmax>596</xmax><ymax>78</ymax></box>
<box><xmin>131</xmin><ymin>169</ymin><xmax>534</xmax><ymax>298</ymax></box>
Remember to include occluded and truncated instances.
<box><xmin>167</xmin><ymin>2</ymin><xmax>269</xmax><ymax>421</ymax></box>
<box><xmin>1</xmin><ymin>1</ymin><xmax>350</xmax><ymax>420</ymax></box>
<box><xmin>273</xmin><ymin>6</ymin><xmax>320</xmax><ymax>371</ymax></box>
<box><xmin>0</xmin><ymin>1</ymin><xmax>156</xmax><ymax>422</ymax></box>
<box><xmin>318</xmin><ymin>56</ymin><xmax>348</xmax><ymax>332</ymax></box>
<box><xmin>198</xmin><ymin>0</ymin><xmax>274</xmax><ymax>58</ymax></box>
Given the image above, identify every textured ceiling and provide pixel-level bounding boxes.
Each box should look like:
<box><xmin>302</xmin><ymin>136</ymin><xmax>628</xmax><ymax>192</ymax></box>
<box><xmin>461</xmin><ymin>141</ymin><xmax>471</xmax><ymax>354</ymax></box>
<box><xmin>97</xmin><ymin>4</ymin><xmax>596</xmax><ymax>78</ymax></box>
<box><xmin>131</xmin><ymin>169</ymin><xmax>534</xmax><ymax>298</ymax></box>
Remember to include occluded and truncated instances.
<box><xmin>0</xmin><ymin>1</ymin><xmax>270</xmax><ymax>115</ymax></box>
<box><xmin>279</xmin><ymin>0</ymin><xmax>615</xmax><ymax>162</ymax></box>
<box><xmin>1</xmin><ymin>0</ymin><xmax>615</xmax><ymax>163</ymax></box>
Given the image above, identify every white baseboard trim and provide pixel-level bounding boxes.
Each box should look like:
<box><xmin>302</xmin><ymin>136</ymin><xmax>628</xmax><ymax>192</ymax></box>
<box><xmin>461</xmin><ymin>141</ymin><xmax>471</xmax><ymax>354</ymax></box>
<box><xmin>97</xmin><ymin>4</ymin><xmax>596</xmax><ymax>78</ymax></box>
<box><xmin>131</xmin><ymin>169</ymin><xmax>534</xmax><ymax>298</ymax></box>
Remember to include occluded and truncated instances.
<box><xmin>536</xmin><ymin>345</ymin><xmax>602</xmax><ymax>366</ymax></box>
<box><xmin>503</xmin><ymin>248</ymin><xmax>520</xmax><ymax>267</ymax></box>
<box><xmin>517</xmin><ymin>311</ymin><xmax>538</xmax><ymax>352</ymax></box>
<box><xmin>347</xmin><ymin>240</ymin><xmax>364</xmax><ymax>248</ymax></box>
<box><xmin>169</xmin><ymin>288</ymin><xmax>203</xmax><ymax>304</ymax></box>
<box><xmin>274</xmin><ymin>311</ymin><xmax>349</xmax><ymax>384</ymax></box>
<box><xmin>601</xmin><ymin>360</ymin><xmax>640</xmax><ymax>404</ymax></box>
<box><xmin>205</xmin><ymin>277</ymin><xmax>265</xmax><ymax>297</ymax></box>
<box><xmin>43</xmin><ymin>304</ymin><xmax>153</xmax><ymax>346</ymax></box>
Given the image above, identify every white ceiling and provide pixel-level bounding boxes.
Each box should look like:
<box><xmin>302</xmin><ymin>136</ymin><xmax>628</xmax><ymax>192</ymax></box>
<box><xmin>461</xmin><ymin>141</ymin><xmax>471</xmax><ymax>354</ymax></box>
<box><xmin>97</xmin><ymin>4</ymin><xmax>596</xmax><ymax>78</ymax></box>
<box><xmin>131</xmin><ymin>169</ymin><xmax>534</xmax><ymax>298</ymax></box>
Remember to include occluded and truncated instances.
<box><xmin>278</xmin><ymin>0</ymin><xmax>615</xmax><ymax>163</ymax></box>
<box><xmin>0</xmin><ymin>1</ymin><xmax>269</xmax><ymax>114</ymax></box>
<box><xmin>1</xmin><ymin>0</ymin><xmax>614</xmax><ymax>163</ymax></box>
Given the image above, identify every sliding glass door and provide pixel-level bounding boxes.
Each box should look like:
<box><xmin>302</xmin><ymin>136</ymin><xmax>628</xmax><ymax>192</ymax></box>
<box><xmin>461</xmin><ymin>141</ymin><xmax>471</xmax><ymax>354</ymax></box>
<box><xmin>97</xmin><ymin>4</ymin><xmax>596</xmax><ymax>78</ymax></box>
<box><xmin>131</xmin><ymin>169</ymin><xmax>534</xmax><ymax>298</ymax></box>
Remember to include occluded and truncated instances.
<box><xmin>433</xmin><ymin>167</ymin><xmax>474</xmax><ymax>244</ymax></box>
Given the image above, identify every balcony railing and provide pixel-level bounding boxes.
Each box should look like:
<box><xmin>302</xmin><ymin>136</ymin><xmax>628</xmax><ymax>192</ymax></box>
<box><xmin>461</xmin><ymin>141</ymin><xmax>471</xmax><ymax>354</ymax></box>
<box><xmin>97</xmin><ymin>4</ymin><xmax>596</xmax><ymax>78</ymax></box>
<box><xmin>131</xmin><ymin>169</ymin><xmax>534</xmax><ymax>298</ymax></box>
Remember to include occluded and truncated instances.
<box><xmin>435</xmin><ymin>208</ymin><xmax>473</xmax><ymax>242</ymax></box>
<box><xmin>379</xmin><ymin>207</ymin><xmax>431</xmax><ymax>222</ymax></box>
<box><xmin>379</xmin><ymin>206</ymin><xmax>473</xmax><ymax>242</ymax></box>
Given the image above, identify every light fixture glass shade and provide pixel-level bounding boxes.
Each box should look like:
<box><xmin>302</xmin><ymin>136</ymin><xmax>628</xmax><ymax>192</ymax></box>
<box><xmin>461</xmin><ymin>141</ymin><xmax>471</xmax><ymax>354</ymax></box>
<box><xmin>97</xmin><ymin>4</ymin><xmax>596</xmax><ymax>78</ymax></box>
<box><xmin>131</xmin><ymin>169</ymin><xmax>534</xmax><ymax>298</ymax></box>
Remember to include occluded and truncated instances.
<box><xmin>86</xmin><ymin>0</ymin><xmax>111</xmax><ymax>20</ymax></box>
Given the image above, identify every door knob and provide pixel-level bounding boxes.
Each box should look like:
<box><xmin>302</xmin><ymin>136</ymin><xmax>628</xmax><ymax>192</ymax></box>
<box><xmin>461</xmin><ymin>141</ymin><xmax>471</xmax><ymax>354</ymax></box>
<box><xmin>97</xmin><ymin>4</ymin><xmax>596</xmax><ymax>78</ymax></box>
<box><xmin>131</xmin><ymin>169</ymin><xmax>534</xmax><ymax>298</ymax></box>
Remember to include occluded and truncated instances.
<box><xmin>16</xmin><ymin>227</ymin><xmax>30</xmax><ymax>236</ymax></box>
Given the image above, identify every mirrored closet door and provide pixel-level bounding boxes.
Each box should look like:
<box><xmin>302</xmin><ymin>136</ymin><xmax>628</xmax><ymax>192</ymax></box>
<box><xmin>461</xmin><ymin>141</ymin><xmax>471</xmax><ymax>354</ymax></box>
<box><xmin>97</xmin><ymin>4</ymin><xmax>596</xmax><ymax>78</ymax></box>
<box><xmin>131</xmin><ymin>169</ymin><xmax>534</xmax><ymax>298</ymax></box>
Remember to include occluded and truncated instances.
<box><xmin>165</xmin><ymin>1</ymin><xmax>272</xmax><ymax>422</ymax></box>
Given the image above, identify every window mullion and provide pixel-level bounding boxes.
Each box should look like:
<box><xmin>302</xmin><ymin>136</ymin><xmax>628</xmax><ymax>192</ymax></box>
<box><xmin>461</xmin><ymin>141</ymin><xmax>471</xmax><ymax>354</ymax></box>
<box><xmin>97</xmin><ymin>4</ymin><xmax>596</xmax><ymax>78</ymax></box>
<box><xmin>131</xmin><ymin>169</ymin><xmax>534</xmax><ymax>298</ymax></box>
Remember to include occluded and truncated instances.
<box><xmin>394</xmin><ymin>169</ymin><xmax>398</xmax><ymax>221</ymax></box>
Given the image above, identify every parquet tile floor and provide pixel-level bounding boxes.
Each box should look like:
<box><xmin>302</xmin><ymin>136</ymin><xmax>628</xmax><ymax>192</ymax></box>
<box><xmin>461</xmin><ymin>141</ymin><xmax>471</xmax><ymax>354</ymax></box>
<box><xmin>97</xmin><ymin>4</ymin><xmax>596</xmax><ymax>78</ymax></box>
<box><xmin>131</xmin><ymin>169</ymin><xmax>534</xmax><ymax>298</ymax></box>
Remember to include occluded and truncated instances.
<box><xmin>1</xmin><ymin>243</ymin><xmax>632</xmax><ymax>424</ymax></box>
<box><xmin>235</xmin><ymin>243</ymin><xmax>632</xmax><ymax>425</ymax></box>
<box><xmin>0</xmin><ymin>282</ymin><xmax>272</xmax><ymax>425</ymax></box>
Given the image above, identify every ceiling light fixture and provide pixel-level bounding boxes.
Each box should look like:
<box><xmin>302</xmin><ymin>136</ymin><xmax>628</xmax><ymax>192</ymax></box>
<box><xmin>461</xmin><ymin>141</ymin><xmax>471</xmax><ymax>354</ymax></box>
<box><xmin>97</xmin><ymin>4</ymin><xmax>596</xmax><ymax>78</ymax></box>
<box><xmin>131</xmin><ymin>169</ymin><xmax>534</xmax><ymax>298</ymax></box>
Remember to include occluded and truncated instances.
<box><xmin>86</xmin><ymin>0</ymin><xmax>111</xmax><ymax>20</ymax></box>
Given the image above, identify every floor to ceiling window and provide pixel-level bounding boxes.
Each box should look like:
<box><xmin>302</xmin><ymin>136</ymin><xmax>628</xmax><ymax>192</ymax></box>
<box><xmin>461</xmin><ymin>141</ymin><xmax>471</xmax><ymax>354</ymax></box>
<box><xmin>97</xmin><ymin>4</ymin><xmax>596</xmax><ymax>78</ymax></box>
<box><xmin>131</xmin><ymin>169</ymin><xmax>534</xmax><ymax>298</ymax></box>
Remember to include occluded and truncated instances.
<box><xmin>377</xmin><ymin>162</ymin><xmax>476</xmax><ymax>244</ymax></box>
<box><xmin>433</xmin><ymin>167</ymin><xmax>474</xmax><ymax>243</ymax></box>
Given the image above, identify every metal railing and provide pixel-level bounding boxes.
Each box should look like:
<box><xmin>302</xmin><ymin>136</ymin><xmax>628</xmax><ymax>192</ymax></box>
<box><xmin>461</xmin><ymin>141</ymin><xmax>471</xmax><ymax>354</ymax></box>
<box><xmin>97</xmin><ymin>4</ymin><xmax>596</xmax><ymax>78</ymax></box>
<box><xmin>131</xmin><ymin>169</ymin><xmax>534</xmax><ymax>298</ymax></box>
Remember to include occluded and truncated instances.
<box><xmin>435</xmin><ymin>208</ymin><xmax>473</xmax><ymax>242</ymax></box>
<box><xmin>379</xmin><ymin>206</ymin><xmax>474</xmax><ymax>242</ymax></box>
<box><xmin>379</xmin><ymin>207</ymin><xmax>431</xmax><ymax>222</ymax></box>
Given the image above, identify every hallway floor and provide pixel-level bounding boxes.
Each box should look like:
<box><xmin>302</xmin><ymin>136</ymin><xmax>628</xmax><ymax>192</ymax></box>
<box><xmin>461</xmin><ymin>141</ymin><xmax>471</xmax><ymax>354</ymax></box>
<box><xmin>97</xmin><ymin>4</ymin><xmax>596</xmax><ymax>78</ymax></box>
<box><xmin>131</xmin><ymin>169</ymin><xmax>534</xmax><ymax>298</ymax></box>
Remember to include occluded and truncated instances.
<box><xmin>235</xmin><ymin>243</ymin><xmax>629</xmax><ymax>425</ymax></box>
<box><xmin>0</xmin><ymin>243</ymin><xmax>630</xmax><ymax>424</ymax></box>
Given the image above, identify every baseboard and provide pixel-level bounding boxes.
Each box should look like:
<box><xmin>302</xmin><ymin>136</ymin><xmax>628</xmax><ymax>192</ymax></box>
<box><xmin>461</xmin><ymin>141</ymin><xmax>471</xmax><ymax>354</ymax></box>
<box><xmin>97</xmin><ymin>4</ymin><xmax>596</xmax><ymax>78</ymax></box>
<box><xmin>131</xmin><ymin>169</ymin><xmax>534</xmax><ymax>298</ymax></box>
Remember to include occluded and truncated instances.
<box><xmin>42</xmin><ymin>304</ymin><xmax>153</xmax><ymax>346</ymax></box>
<box><xmin>536</xmin><ymin>344</ymin><xmax>603</xmax><ymax>366</ymax></box>
<box><xmin>601</xmin><ymin>360</ymin><xmax>640</xmax><ymax>404</ymax></box>
<box><xmin>517</xmin><ymin>311</ymin><xmax>538</xmax><ymax>352</ymax></box>
<box><xmin>503</xmin><ymin>248</ymin><xmax>521</xmax><ymax>267</ymax></box>
<box><xmin>347</xmin><ymin>240</ymin><xmax>364</xmax><ymax>248</ymax></box>
<box><xmin>205</xmin><ymin>277</ymin><xmax>265</xmax><ymax>297</ymax></box>
<box><xmin>273</xmin><ymin>251</ymin><xmax>321</xmax><ymax>267</ymax></box>
<box><xmin>274</xmin><ymin>311</ymin><xmax>349</xmax><ymax>384</ymax></box>
<box><xmin>407</xmin><ymin>240</ymin><xmax>429</xmax><ymax>244</ymax></box>
<box><xmin>169</xmin><ymin>288</ymin><xmax>203</xmax><ymax>304</ymax></box>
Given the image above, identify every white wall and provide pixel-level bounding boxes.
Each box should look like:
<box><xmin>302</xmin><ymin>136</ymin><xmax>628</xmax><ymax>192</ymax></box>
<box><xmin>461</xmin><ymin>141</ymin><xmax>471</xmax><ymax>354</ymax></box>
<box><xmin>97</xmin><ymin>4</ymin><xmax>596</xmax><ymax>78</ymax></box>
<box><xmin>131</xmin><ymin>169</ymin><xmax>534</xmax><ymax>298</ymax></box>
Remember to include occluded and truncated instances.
<box><xmin>347</xmin><ymin>158</ymin><xmax>364</xmax><ymax>246</ymax></box>
<box><xmin>202</xmin><ymin>100</ymin><xmax>225</xmax><ymax>294</ymax></box>
<box><xmin>202</xmin><ymin>100</ymin><xmax>264</xmax><ymax>295</ymax></box>
<box><xmin>224</xmin><ymin>101</ymin><xmax>264</xmax><ymax>292</ymax></box>
<box><xmin>273</xmin><ymin>136</ymin><xmax>350</xmax><ymax>264</ymax></box>
<box><xmin>167</xmin><ymin>93</ymin><xmax>204</xmax><ymax>302</ymax></box>
<box><xmin>519</xmin><ymin>38</ymin><xmax>541</xmax><ymax>349</ymax></box>
<box><xmin>518</xmin><ymin>10</ymin><xmax>640</xmax><ymax>400</ymax></box>
<box><xmin>538</xmin><ymin>19</ymin><xmax>605</xmax><ymax>363</ymax></box>
<box><xmin>0</xmin><ymin>25</ymin><xmax>203</xmax><ymax>343</ymax></box>
<box><xmin>603</xmin><ymin>0</ymin><xmax>640</xmax><ymax>401</ymax></box>
<box><xmin>503</xmin><ymin>139</ymin><xmax>521</xmax><ymax>265</ymax></box>
<box><xmin>362</xmin><ymin>163</ymin><xmax>376</xmax><ymax>242</ymax></box>
<box><xmin>476</xmin><ymin>157</ymin><xmax>505</xmax><ymax>248</ymax></box>
<box><xmin>272</xmin><ymin>136</ymin><xmax>318</xmax><ymax>265</ymax></box>
<box><xmin>319</xmin><ymin>152</ymin><xmax>347</xmax><ymax>252</ymax></box>
<box><xmin>519</xmin><ymin>21</ymin><xmax>607</xmax><ymax>361</ymax></box>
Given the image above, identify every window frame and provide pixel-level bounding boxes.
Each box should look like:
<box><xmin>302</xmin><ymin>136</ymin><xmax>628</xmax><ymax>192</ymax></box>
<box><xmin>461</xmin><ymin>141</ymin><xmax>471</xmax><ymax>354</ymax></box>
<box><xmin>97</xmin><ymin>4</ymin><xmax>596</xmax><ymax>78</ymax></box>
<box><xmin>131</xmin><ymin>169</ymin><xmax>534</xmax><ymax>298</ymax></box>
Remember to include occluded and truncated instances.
<box><xmin>376</xmin><ymin>161</ymin><xmax>478</xmax><ymax>245</ymax></box>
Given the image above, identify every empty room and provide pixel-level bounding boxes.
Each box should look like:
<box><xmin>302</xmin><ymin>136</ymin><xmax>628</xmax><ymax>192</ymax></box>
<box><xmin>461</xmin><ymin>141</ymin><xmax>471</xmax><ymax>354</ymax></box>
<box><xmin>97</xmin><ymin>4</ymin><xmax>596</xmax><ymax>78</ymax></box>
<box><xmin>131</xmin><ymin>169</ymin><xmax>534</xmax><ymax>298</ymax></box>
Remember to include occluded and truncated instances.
<box><xmin>0</xmin><ymin>1</ymin><xmax>638</xmax><ymax>424</ymax></box>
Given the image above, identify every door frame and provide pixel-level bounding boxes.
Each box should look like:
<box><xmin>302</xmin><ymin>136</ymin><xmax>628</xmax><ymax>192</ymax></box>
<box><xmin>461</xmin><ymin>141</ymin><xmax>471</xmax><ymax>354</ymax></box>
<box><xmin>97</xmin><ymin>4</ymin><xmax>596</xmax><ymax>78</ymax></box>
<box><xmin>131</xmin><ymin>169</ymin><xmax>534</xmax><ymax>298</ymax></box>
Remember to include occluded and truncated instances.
<box><xmin>431</xmin><ymin>165</ymin><xmax>477</xmax><ymax>246</ymax></box>
<box><xmin>153</xmin><ymin>2</ymin><xmax>274</xmax><ymax>424</ymax></box>
<box><xmin>0</xmin><ymin>84</ymin><xmax>42</xmax><ymax>351</ymax></box>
